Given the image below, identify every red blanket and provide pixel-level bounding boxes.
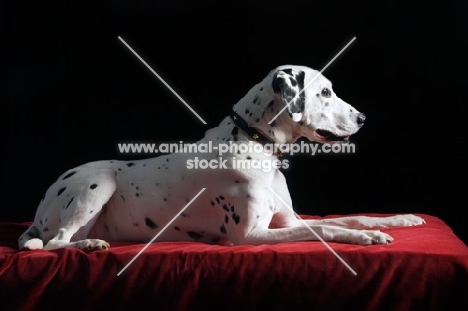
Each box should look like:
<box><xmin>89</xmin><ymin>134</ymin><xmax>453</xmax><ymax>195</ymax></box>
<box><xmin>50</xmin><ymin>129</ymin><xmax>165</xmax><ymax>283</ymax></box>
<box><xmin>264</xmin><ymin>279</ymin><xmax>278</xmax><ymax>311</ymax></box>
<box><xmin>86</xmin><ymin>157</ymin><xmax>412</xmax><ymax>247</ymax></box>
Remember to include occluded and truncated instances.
<box><xmin>1</xmin><ymin>214</ymin><xmax>467</xmax><ymax>310</ymax></box>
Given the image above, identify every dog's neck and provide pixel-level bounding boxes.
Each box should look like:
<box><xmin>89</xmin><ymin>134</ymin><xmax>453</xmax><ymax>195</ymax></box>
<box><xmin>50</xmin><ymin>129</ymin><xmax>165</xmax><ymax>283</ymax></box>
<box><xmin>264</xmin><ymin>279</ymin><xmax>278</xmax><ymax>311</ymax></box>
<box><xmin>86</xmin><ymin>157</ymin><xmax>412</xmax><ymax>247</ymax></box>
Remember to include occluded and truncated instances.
<box><xmin>229</xmin><ymin>111</ymin><xmax>275</xmax><ymax>146</ymax></box>
<box><xmin>229</xmin><ymin>82</ymin><xmax>302</xmax><ymax>145</ymax></box>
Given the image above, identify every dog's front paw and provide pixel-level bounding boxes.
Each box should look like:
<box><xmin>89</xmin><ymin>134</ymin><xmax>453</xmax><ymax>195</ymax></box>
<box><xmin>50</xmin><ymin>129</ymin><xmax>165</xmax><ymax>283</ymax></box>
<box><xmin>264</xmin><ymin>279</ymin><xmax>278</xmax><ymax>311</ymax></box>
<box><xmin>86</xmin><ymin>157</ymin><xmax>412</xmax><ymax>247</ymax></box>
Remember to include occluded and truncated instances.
<box><xmin>355</xmin><ymin>230</ymin><xmax>394</xmax><ymax>246</ymax></box>
<box><xmin>390</xmin><ymin>214</ymin><xmax>426</xmax><ymax>227</ymax></box>
<box><xmin>76</xmin><ymin>239</ymin><xmax>110</xmax><ymax>252</ymax></box>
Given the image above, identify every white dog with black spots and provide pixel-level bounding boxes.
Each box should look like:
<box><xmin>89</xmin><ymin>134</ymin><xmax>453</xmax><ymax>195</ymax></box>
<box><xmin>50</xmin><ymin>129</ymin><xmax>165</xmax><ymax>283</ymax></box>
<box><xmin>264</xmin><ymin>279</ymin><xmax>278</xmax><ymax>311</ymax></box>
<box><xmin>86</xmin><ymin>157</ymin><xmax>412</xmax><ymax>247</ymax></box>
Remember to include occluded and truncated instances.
<box><xmin>19</xmin><ymin>65</ymin><xmax>425</xmax><ymax>252</ymax></box>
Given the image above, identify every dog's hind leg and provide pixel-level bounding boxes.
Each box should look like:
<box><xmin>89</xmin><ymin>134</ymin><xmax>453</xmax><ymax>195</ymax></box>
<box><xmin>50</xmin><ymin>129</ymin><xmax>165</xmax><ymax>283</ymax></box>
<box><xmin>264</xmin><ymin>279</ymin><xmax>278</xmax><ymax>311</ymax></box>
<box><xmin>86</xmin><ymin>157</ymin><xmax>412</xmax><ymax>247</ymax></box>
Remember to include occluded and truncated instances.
<box><xmin>42</xmin><ymin>169</ymin><xmax>117</xmax><ymax>252</ymax></box>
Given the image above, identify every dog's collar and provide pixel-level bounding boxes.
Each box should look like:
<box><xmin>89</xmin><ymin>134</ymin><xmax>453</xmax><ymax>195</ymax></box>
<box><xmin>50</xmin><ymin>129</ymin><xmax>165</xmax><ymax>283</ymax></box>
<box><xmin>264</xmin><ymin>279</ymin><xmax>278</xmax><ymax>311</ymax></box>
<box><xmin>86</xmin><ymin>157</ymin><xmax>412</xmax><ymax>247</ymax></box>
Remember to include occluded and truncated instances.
<box><xmin>230</xmin><ymin>111</ymin><xmax>282</xmax><ymax>156</ymax></box>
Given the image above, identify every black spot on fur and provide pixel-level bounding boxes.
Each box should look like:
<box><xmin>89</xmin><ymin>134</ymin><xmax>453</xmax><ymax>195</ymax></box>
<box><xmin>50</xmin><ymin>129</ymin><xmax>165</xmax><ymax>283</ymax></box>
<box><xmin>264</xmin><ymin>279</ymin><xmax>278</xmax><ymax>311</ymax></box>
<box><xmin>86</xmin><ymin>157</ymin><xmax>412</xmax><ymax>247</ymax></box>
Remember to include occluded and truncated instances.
<box><xmin>219</xmin><ymin>196</ymin><xmax>225</xmax><ymax>200</ymax></box>
<box><xmin>90</xmin><ymin>184</ymin><xmax>98</xmax><ymax>190</ymax></box>
<box><xmin>62</xmin><ymin>171</ymin><xmax>76</xmax><ymax>180</ymax></box>
<box><xmin>133</xmin><ymin>223</ymin><xmax>139</xmax><ymax>227</ymax></box>
<box><xmin>225</xmin><ymin>215</ymin><xmax>229</xmax><ymax>224</ymax></box>
<box><xmin>65</xmin><ymin>197</ymin><xmax>74</xmax><ymax>209</ymax></box>
<box><xmin>246</xmin><ymin>156</ymin><xmax>252</xmax><ymax>160</ymax></box>
<box><xmin>222</xmin><ymin>204</ymin><xmax>229</xmax><ymax>212</ymax></box>
<box><xmin>43</xmin><ymin>227</ymin><xmax>49</xmax><ymax>232</ymax></box>
<box><xmin>235</xmin><ymin>180</ymin><xmax>240</xmax><ymax>183</ymax></box>
<box><xmin>57</xmin><ymin>187</ymin><xmax>66</xmax><ymax>196</ymax></box>
<box><xmin>26</xmin><ymin>226</ymin><xmax>40</xmax><ymax>238</ymax></box>
<box><xmin>220</xmin><ymin>225</ymin><xmax>227</xmax><ymax>234</ymax></box>
<box><xmin>188</xmin><ymin>231</ymin><xmax>204</xmax><ymax>240</ymax></box>
<box><xmin>255</xmin><ymin>118</ymin><xmax>260</xmax><ymax>122</ymax></box>
<box><xmin>136</xmin><ymin>193</ymin><xmax>140</xmax><ymax>197</ymax></box>
<box><xmin>90</xmin><ymin>210</ymin><xmax>94</xmax><ymax>214</ymax></box>
<box><xmin>231</xmin><ymin>205</ymin><xmax>235</xmax><ymax>212</ymax></box>
<box><xmin>245</xmin><ymin>109</ymin><xmax>250</xmax><ymax>114</ymax></box>
<box><xmin>270</xmin><ymin>120</ymin><xmax>277</xmax><ymax>127</ymax></box>
<box><xmin>253</xmin><ymin>97</ymin><xmax>259</xmax><ymax>103</ymax></box>
<box><xmin>40</xmin><ymin>220</ymin><xmax>43</xmax><ymax>226</ymax></box>
<box><xmin>181</xmin><ymin>213</ymin><xmax>189</xmax><ymax>218</ymax></box>
<box><xmin>231</xmin><ymin>127</ymin><xmax>239</xmax><ymax>136</ymax></box>
<box><xmin>166</xmin><ymin>158</ymin><xmax>169</xmax><ymax>162</ymax></box>
<box><xmin>211</xmin><ymin>201</ymin><xmax>215</xmax><ymax>206</ymax></box>
<box><xmin>215</xmin><ymin>197</ymin><xmax>220</xmax><ymax>204</ymax></box>
<box><xmin>174</xmin><ymin>226</ymin><xmax>180</xmax><ymax>231</ymax></box>
<box><xmin>121</xmin><ymin>195</ymin><xmax>125</xmax><ymax>201</ymax></box>
<box><xmin>145</xmin><ymin>217</ymin><xmax>157</xmax><ymax>229</ymax></box>
<box><xmin>127</xmin><ymin>162</ymin><xmax>135</xmax><ymax>167</ymax></box>
<box><xmin>268</xmin><ymin>100</ymin><xmax>274</xmax><ymax>107</ymax></box>
<box><xmin>232</xmin><ymin>213</ymin><xmax>240</xmax><ymax>224</ymax></box>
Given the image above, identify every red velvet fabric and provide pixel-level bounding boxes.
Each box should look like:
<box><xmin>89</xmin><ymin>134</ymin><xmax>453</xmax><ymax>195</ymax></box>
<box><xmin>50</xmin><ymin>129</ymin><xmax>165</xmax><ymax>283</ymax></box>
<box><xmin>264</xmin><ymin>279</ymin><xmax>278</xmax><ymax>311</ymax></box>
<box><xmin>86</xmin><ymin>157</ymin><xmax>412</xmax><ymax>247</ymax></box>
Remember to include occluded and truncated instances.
<box><xmin>1</xmin><ymin>214</ymin><xmax>467</xmax><ymax>310</ymax></box>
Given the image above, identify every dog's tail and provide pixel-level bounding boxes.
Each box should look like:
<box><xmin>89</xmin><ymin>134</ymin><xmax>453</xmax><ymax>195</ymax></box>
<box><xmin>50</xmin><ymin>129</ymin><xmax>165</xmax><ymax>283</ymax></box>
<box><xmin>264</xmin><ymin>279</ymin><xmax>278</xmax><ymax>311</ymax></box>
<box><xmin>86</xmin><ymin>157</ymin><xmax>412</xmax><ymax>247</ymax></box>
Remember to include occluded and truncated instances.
<box><xmin>18</xmin><ymin>224</ymin><xmax>44</xmax><ymax>250</ymax></box>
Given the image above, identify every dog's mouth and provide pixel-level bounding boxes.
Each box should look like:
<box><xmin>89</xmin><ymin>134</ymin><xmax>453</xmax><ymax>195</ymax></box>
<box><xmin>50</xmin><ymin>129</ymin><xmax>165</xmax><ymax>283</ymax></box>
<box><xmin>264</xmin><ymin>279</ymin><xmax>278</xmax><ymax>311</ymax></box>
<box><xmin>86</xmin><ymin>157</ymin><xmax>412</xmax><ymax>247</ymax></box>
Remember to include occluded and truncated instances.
<box><xmin>314</xmin><ymin>129</ymin><xmax>350</xmax><ymax>142</ymax></box>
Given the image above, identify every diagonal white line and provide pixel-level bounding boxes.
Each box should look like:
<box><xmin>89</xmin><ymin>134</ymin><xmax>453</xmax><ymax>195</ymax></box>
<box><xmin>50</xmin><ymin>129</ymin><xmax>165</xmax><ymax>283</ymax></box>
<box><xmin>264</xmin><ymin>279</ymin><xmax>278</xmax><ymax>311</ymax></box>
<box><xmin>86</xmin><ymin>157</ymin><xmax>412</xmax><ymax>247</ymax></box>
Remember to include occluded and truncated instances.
<box><xmin>117</xmin><ymin>188</ymin><xmax>206</xmax><ymax>276</ymax></box>
<box><xmin>117</xmin><ymin>36</ymin><xmax>207</xmax><ymax>125</ymax></box>
<box><xmin>267</xmin><ymin>187</ymin><xmax>357</xmax><ymax>275</ymax></box>
<box><xmin>268</xmin><ymin>37</ymin><xmax>356</xmax><ymax>124</ymax></box>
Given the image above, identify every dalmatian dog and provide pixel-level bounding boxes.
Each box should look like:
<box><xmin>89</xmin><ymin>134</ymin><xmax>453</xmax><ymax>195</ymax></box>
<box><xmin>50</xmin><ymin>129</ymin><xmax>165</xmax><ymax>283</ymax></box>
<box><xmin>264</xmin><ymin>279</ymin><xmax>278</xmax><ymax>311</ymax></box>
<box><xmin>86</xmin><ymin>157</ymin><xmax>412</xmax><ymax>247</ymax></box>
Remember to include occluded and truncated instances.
<box><xmin>19</xmin><ymin>65</ymin><xmax>425</xmax><ymax>252</ymax></box>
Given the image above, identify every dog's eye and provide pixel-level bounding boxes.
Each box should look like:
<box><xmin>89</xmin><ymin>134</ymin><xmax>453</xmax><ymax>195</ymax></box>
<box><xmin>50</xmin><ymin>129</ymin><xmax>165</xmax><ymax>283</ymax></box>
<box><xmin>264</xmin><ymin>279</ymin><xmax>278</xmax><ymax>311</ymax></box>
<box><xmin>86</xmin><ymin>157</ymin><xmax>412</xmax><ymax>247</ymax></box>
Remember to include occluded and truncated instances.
<box><xmin>321</xmin><ymin>88</ymin><xmax>332</xmax><ymax>98</ymax></box>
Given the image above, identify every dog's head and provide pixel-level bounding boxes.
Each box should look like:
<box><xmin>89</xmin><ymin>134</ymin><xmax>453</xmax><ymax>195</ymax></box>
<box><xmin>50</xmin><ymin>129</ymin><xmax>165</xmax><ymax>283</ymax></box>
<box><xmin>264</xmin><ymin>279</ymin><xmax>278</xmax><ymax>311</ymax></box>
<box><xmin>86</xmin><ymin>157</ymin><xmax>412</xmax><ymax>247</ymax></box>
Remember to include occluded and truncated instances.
<box><xmin>268</xmin><ymin>65</ymin><xmax>365</xmax><ymax>143</ymax></box>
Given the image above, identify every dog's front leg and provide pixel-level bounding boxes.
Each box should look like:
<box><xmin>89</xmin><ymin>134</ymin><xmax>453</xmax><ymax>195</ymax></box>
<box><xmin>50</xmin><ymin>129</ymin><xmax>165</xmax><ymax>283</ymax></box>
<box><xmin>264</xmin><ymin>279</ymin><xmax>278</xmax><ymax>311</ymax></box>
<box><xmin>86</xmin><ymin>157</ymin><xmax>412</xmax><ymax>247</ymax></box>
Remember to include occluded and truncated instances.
<box><xmin>237</xmin><ymin>224</ymin><xmax>393</xmax><ymax>246</ymax></box>
<box><xmin>303</xmin><ymin>214</ymin><xmax>425</xmax><ymax>229</ymax></box>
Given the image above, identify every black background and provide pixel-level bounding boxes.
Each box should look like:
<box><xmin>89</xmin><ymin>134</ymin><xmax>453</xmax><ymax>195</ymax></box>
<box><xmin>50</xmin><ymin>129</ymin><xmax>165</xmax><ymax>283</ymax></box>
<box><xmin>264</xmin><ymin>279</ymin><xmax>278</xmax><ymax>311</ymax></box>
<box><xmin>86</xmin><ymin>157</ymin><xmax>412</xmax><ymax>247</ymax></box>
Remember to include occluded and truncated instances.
<box><xmin>2</xmin><ymin>1</ymin><xmax>468</xmax><ymax>244</ymax></box>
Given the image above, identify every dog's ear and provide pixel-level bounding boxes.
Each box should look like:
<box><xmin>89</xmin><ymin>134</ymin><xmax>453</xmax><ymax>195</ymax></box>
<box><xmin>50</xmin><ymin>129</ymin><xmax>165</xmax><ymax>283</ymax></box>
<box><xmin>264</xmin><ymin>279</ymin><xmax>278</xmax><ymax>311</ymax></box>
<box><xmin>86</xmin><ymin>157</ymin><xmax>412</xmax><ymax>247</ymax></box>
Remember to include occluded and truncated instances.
<box><xmin>272</xmin><ymin>68</ymin><xmax>305</xmax><ymax>122</ymax></box>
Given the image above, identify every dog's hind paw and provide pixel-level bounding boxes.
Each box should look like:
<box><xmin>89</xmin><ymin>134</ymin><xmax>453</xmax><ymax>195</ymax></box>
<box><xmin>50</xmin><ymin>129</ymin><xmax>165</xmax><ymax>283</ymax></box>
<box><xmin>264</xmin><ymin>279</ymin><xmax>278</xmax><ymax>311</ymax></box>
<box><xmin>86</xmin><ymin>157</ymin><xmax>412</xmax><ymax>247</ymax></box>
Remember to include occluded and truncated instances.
<box><xmin>24</xmin><ymin>238</ymin><xmax>44</xmax><ymax>250</ymax></box>
<box><xmin>76</xmin><ymin>239</ymin><xmax>110</xmax><ymax>252</ymax></box>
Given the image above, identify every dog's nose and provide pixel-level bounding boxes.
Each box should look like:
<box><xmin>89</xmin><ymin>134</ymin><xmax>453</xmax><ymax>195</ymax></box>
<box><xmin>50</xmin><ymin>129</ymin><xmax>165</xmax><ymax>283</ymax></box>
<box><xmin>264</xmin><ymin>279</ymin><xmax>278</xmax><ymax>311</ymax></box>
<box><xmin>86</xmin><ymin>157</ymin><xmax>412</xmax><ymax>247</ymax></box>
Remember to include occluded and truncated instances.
<box><xmin>357</xmin><ymin>113</ymin><xmax>366</xmax><ymax>126</ymax></box>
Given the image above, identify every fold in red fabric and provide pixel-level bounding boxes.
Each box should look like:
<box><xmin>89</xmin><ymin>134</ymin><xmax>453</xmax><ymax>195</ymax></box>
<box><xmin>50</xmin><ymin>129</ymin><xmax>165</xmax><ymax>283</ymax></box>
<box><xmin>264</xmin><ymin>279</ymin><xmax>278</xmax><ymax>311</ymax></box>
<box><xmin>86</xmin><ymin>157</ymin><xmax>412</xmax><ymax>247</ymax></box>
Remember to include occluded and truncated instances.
<box><xmin>1</xmin><ymin>214</ymin><xmax>467</xmax><ymax>310</ymax></box>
